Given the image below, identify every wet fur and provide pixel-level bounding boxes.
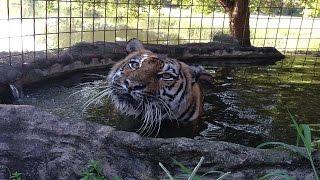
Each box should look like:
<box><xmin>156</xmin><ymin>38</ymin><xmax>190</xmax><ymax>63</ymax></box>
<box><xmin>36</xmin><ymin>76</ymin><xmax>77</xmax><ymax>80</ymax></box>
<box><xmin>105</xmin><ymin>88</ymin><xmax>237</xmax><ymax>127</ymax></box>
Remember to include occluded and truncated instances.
<box><xmin>106</xmin><ymin>39</ymin><xmax>212</xmax><ymax>135</ymax></box>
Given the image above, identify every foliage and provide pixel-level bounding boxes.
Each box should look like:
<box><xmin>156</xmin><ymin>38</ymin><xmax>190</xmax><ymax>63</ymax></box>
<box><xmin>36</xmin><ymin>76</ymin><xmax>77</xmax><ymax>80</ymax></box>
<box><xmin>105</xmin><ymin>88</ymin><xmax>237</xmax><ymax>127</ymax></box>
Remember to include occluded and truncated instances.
<box><xmin>257</xmin><ymin>111</ymin><xmax>319</xmax><ymax>180</ymax></box>
<box><xmin>303</xmin><ymin>0</ymin><xmax>320</xmax><ymax>17</ymax></box>
<box><xmin>81</xmin><ymin>160</ymin><xmax>107</xmax><ymax>180</ymax></box>
<box><xmin>10</xmin><ymin>172</ymin><xmax>23</xmax><ymax>180</ymax></box>
<box><xmin>159</xmin><ymin>156</ymin><xmax>231</xmax><ymax>180</ymax></box>
<box><xmin>13</xmin><ymin>0</ymin><xmax>320</xmax><ymax>18</ymax></box>
<box><xmin>0</xmin><ymin>165</ymin><xmax>23</xmax><ymax>180</ymax></box>
<box><xmin>249</xmin><ymin>0</ymin><xmax>304</xmax><ymax>16</ymax></box>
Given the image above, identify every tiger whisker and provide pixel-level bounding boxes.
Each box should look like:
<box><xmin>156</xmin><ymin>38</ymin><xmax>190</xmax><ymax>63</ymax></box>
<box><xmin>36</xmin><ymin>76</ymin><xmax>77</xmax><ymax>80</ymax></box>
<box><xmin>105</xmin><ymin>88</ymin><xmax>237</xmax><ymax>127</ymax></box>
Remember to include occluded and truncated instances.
<box><xmin>154</xmin><ymin>103</ymin><xmax>162</xmax><ymax>137</ymax></box>
<box><xmin>137</xmin><ymin>100</ymin><xmax>149</xmax><ymax>132</ymax></box>
<box><xmin>140</xmin><ymin>100</ymin><xmax>157</xmax><ymax>137</ymax></box>
<box><xmin>149</xmin><ymin>101</ymin><xmax>163</xmax><ymax>137</ymax></box>
<box><xmin>133</xmin><ymin>97</ymin><xmax>169</xmax><ymax>137</ymax></box>
<box><xmin>74</xmin><ymin>81</ymin><xmax>102</xmax><ymax>88</ymax></box>
<box><xmin>139</xmin><ymin>101</ymin><xmax>152</xmax><ymax>136</ymax></box>
<box><xmin>83</xmin><ymin>73</ymin><xmax>107</xmax><ymax>79</ymax></box>
<box><xmin>158</xmin><ymin>98</ymin><xmax>175</xmax><ymax>120</ymax></box>
<box><xmin>82</xmin><ymin>88</ymin><xmax>111</xmax><ymax>111</ymax></box>
<box><xmin>82</xmin><ymin>93</ymin><xmax>106</xmax><ymax>111</ymax></box>
<box><xmin>133</xmin><ymin>101</ymin><xmax>143</xmax><ymax>118</ymax></box>
<box><xmin>69</xmin><ymin>85</ymin><xmax>111</xmax><ymax>98</ymax></box>
<box><xmin>90</xmin><ymin>89</ymin><xmax>112</xmax><ymax>107</ymax></box>
<box><xmin>149</xmin><ymin>101</ymin><xmax>161</xmax><ymax>136</ymax></box>
<box><xmin>145</xmin><ymin>103</ymin><xmax>156</xmax><ymax>137</ymax></box>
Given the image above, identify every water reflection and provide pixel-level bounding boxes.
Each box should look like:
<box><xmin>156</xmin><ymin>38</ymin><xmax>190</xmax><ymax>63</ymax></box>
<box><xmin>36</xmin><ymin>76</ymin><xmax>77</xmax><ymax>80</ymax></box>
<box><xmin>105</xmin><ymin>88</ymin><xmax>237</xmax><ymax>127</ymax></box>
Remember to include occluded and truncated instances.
<box><xmin>203</xmin><ymin>56</ymin><xmax>320</xmax><ymax>146</ymax></box>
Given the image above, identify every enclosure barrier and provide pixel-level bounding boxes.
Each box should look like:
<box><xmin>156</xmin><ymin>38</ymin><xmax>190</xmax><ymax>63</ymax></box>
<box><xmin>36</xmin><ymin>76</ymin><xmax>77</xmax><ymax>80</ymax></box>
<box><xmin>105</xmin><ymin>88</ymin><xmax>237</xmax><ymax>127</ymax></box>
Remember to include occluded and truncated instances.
<box><xmin>0</xmin><ymin>0</ymin><xmax>319</xmax><ymax>65</ymax></box>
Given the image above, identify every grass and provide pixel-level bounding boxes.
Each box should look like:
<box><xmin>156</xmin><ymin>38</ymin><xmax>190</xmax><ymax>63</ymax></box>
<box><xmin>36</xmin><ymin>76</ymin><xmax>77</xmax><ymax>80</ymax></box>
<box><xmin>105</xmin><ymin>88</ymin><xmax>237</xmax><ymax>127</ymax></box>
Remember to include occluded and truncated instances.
<box><xmin>159</xmin><ymin>156</ymin><xmax>231</xmax><ymax>180</ymax></box>
<box><xmin>257</xmin><ymin>110</ymin><xmax>319</xmax><ymax>180</ymax></box>
<box><xmin>81</xmin><ymin>160</ymin><xmax>107</xmax><ymax>180</ymax></box>
<box><xmin>81</xmin><ymin>160</ymin><xmax>124</xmax><ymax>180</ymax></box>
<box><xmin>0</xmin><ymin>165</ymin><xmax>23</xmax><ymax>180</ymax></box>
<box><xmin>10</xmin><ymin>172</ymin><xmax>22</xmax><ymax>180</ymax></box>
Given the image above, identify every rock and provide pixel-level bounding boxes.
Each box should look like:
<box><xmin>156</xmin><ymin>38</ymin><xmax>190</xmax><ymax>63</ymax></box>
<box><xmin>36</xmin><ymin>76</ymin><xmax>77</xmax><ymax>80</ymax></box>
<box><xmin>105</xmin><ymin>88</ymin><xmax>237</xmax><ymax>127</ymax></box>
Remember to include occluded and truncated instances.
<box><xmin>70</xmin><ymin>61</ymin><xmax>84</xmax><ymax>70</ymax></box>
<box><xmin>0</xmin><ymin>84</ymin><xmax>16</xmax><ymax>104</ymax></box>
<box><xmin>6</xmin><ymin>41</ymin><xmax>285</xmax><ymax>71</ymax></box>
<box><xmin>0</xmin><ymin>64</ymin><xmax>22</xmax><ymax>104</ymax></box>
<box><xmin>21</xmin><ymin>69</ymin><xmax>47</xmax><ymax>84</ymax></box>
<box><xmin>0</xmin><ymin>105</ymin><xmax>318</xmax><ymax>179</ymax></box>
<box><xmin>49</xmin><ymin>63</ymin><xmax>63</xmax><ymax>74</ymax></box>
<box><xmin>0</xmin><ymin>64</ymin><xmax>22</xmax><ymax>84</ymax></box>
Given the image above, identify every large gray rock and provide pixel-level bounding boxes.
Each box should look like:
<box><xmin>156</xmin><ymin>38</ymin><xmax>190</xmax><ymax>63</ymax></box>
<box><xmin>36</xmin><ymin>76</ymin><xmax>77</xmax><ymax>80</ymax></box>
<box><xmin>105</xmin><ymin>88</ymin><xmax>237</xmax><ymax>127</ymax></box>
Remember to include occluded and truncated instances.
<box><xmin>0</xmin><ymin>64</ymin><xmax>22</xmax><ymax>104</ymax></box>
<box><xmin>0</xmin><ymin>105</ymin><xmax>318</xmax><ymax>179</ymax></box>
<box><xmin>0</xmin><ymin>64</ymin><xmax>21</xmax><ymax>84</ymax></box>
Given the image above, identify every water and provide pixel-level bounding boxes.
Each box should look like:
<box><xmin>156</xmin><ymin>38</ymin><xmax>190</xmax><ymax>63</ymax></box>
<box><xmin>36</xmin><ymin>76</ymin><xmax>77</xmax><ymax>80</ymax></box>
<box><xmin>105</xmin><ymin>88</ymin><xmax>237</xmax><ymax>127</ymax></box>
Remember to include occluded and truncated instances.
<box><xmin>19</xmin><ymin>56</ymin><xmax>320</xmax><ymax>146</ymax></box>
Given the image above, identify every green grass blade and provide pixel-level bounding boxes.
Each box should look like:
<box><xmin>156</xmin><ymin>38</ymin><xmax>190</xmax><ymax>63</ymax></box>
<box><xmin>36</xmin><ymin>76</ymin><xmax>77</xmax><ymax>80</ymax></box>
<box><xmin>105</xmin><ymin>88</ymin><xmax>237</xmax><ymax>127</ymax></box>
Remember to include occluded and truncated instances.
<box><xmin>288</xmin><ymin>111</ymin><xmax>308</xmax><ymax>146</ymax></box>
<box><xmin>171</xmin><ymin>158</ymin><xmax>202</xmax><ymax>180</ymax></box>
<box><xmin>188</xmin><ymin>157</ymin><xmax>204</xmax><ymax>180</ymax></box>
<box><xmin>200</xmin><ymin>170</ymin><xmax>227</xmax><ymax>177</ymax></box>
<box><xmin>257</xmin><ymin>142</ymin><xmax>308</xmax><ymax>159</ymax></box>
<box><xmin>296</xmin><ymin>131</ymin><xmax>300</xmax><ymax>147</ymax></box>
<box><xmin>258</xmin><ymin>171</ymin><xmax>294</xmax><ymax>180</ymax></box>
<box><xmin>216</xmin><ymin>172</ymin><xmax>231</xmax><ymax>180</ymax></box>
<box><xmin>159</xmin><ymin>162</ymin><xmax>175</xmax><ymax>180</ymax></box>
<box><xmin>171</xmin><ymin>158</ymin><xmax>193</xmax><ymax>175</ymax></box>
<box><xmin>301</xmin><ymin>124</ymin><xmax>312</xmax><ymax>152</ymax></box>
<box><xmin>288</xmin><ymin>110</ymin><xmax>319</xmax><ymax>180</ymax></box>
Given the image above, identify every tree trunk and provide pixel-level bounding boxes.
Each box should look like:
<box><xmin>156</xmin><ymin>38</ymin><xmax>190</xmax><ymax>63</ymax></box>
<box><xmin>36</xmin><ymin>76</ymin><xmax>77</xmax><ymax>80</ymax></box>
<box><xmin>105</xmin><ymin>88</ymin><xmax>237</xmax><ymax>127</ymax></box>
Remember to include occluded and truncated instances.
<box><xmin>218</xmin><ymin>0</ymin><xmax>251</xmax><ymax>46</ymax></box>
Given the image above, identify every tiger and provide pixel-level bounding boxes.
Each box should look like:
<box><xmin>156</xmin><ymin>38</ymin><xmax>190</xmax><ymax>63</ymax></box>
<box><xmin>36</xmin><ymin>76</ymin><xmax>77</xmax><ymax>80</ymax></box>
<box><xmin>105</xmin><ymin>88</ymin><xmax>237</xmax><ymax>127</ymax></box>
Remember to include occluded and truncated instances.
<box><xmin>106</xmin><ymin>39</ymin><xmax>213</xmax><ymax>135</ymax></box>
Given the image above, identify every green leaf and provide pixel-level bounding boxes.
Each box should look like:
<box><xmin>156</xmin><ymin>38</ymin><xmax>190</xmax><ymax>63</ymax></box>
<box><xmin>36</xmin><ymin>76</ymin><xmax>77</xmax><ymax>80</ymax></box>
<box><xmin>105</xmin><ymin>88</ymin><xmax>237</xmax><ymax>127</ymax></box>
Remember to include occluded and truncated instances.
<box><xmin>301</xmin><ymin>124</ymin><xmax>312</xmax><ymax>152</ymax></box>
<box><xmin>81</xmin><ymin>160</ymin><xmax>107</xmax><ymax>180</ymax></box>
<box><xmin>289</xmin><ymin>112</ymin><xmax>306</xmax><ymax>145</ymax></box>
<box><xmin>10</xmin><ymin>172</ymin><xmax>22</xmax><ymax>180</ymax></box>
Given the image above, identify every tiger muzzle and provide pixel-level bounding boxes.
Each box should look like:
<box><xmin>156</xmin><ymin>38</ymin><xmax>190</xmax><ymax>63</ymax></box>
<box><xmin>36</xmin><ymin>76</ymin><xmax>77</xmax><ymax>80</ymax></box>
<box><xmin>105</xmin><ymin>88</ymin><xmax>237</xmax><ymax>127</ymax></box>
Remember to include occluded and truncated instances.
<box><xmin>123</xmin><ymin>79</ymin><xmax>147</xmax><ymax>93</ymax></box>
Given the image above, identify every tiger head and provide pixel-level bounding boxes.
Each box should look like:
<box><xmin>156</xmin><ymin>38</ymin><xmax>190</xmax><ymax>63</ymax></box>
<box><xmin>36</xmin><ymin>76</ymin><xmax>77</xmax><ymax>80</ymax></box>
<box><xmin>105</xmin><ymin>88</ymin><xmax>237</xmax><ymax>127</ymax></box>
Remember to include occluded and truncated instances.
<box><xmin>106</xmin><ymin>39</ymin><xmax>213</xmax><ymax>134</ymax></box>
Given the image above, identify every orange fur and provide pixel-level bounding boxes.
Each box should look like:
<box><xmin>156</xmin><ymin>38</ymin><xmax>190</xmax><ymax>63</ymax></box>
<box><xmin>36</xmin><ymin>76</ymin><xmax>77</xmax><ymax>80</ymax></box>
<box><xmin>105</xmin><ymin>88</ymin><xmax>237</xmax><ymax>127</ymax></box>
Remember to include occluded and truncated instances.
<box><xmin>106</xmin><ymin>39</ymin><xmax>212</xmax><ymax>126</ymax></box>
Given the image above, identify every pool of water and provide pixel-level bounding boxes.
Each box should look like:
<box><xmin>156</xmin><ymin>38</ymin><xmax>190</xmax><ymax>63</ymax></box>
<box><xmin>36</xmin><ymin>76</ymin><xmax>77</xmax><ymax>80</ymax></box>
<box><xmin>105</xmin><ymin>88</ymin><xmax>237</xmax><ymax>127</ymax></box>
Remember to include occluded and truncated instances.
<box><xmin>19</xmin><ymin>55</ymin><xmax>320</xmax><ymax>146</ymax></box>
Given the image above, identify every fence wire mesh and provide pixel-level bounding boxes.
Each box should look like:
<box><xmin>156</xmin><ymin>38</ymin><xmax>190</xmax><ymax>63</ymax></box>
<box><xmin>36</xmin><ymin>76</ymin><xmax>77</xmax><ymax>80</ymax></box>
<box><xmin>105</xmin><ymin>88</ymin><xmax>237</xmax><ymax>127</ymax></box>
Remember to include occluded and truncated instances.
<box><xmin>0</xmin><ymin>0</ymin><xmax>319</xmax><ymax>65</ymax></box>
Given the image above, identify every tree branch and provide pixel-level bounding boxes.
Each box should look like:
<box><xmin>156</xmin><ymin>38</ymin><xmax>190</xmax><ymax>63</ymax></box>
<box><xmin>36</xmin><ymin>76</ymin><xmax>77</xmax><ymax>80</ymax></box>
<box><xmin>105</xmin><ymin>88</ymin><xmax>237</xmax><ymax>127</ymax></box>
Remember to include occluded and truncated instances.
<box><xmin>218</xmin><ymin>0</ymin><xmax>234</xmax><ymax>11</ymax></box>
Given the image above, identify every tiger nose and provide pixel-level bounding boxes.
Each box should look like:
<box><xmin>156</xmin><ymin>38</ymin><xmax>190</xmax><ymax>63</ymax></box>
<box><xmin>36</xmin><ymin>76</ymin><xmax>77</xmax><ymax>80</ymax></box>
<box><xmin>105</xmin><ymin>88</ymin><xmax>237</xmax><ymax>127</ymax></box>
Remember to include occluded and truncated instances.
<box><xmin>124</xmin><ymin>79</ymin><xmax>146</xmax><ymax>92</ymax></box>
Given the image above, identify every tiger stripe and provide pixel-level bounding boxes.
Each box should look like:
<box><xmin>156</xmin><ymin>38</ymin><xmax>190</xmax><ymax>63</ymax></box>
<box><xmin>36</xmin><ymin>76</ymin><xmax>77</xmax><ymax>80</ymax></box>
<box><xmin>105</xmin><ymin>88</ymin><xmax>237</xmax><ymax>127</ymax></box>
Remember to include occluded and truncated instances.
<box><xmin>106</xmin><ymin>39</ymin><xmax>213</xmax><ymax>134</ymax></box>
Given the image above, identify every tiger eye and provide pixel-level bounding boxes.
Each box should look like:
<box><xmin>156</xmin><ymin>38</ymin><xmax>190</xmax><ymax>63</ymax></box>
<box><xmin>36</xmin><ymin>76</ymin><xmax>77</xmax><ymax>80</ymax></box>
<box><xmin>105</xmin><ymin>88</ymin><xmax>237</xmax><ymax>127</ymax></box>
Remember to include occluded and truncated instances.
<box><xmin>129</xmin><ymin>61</ymin><xmax>140</xmax><ymax>69</ymax></box>
<box><xmin>161</xmin><ymin>73</ymin><xmax>172</xmax><ymax>79</ymax></box>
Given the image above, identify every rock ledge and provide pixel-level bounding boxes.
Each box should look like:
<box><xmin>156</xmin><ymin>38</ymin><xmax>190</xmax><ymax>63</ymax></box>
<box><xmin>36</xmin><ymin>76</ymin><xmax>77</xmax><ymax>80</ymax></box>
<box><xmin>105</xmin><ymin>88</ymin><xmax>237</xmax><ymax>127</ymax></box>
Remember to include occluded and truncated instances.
<box><xmin>0</xmin><ymin>105</ymin><xmax>318</xmax><ymax>179</ymax></box>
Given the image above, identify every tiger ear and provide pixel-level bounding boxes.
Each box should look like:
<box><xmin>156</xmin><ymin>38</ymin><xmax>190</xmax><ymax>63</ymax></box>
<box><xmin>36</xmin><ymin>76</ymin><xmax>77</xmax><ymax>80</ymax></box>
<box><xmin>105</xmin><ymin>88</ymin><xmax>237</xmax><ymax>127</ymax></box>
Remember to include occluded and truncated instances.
<box><xmin>126</xmin><ymin>38</ymin><xmax>145</xmax><ymax>53</ymax></box>
<box><xmin>190</xmin><ymin>65</ymin><xmax>214</xmax><ymax>85</ymax></box>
